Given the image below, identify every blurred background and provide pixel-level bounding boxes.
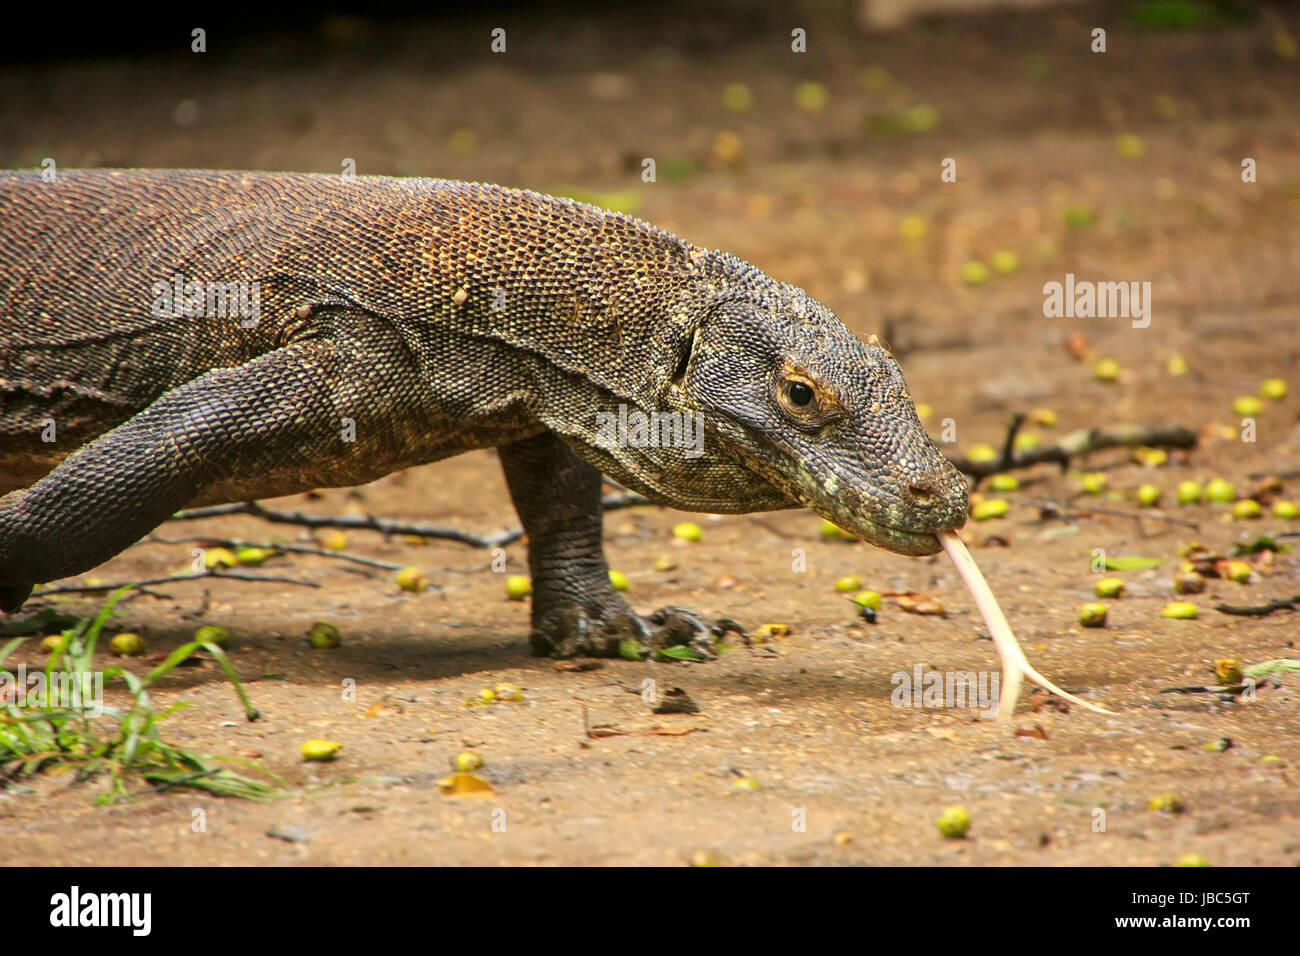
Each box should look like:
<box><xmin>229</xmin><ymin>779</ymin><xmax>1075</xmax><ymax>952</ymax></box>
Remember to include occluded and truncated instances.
<box><xmin>1</xmin><ymin>0</ymin><xmax>1296</xmax><ymax>431</ymax></box>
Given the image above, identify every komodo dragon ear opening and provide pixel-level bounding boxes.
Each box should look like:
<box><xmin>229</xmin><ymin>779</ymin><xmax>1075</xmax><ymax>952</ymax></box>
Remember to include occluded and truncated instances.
<box><xmin>669</xmin><ymin>328</ymin><xmax>698</xmax><ymax>384</ymax></box>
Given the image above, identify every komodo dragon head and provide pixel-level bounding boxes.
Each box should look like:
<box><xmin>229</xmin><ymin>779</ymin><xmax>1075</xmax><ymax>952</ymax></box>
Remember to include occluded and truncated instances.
<box><xmin>571</xmin><ymin>251</ymin><xmax>970</xmax><ymax>557</ymax></box>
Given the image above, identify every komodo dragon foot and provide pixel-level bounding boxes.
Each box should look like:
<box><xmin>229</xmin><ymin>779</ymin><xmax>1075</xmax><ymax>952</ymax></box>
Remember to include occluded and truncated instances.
<box><xmin>529</xmin><ymin>601</ymin><xmax>746</xmax><ymax>660</ymax></box>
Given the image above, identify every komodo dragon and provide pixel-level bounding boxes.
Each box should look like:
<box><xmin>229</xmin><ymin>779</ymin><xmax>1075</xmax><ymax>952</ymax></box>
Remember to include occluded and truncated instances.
<box><xmin>0</xmin><ymin>168</ymin><xmax>970</xmax><ymax>661</ymax></box>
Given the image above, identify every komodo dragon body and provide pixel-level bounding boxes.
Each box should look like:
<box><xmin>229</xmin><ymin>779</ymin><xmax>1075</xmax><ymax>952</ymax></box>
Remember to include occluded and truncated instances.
<box><xmin>0</xmin><ymin>169</ymin><xmax>968</xmax><ymax>657</ymax></box>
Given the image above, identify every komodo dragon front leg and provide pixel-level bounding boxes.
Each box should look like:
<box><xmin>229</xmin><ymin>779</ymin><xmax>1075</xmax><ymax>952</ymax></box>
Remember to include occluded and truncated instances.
<box><xmin>0</xmin><ymin>326</ymin><xmax>429</xmax><ymax>612</ymax></box>
<box><xmin>499</xmin><ymin>431</ymin><xmax>743</xmax><ymax>659</ymax></box>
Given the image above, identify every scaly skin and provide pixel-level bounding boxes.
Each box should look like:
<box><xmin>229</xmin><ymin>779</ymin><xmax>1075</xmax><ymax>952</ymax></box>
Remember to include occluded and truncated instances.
<box><xmin>0</xmin><ymin>169</ymin><xmax>968</xmax><ymax>657</ymax></box>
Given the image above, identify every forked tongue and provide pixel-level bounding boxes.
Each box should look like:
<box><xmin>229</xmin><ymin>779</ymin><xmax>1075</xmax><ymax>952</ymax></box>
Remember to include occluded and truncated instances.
<box><xmin>937</xmin><ymin>529</ymin><xmax>1113</xmax><ymax>721</ymax></box>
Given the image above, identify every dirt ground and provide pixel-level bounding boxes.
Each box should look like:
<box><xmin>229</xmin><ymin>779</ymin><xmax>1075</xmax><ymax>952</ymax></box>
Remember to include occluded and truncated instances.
<box><xmin>2</xmin><ymin>2</ymin><xmax>1299</xmax><ymax>865</ymax></box>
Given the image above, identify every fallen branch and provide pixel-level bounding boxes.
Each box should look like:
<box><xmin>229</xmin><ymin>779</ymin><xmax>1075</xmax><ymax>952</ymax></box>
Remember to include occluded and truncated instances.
<box><xmin>1215</xmin><ymin>596</ymin><xmax>1300</xmax><ymax>618</ymax></box>
<box><xmin>169</xmin><ymin>491</ymin><xmax>654</xmax><ymax>549</ymax></box>
<box><xmin>32</xmin><ymin>571</ymin><xmax>320</xmax><ymax>599</ymax></box>
<box><xmin>951</xmin><ymin>423</ymin><xmax>1198</xmax><ymax>480</ymax></box>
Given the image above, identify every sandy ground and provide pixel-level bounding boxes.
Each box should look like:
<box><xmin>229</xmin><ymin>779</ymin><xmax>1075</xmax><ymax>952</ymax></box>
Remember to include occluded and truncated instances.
<box><xmin>2</xmin><ymin>2</ymin><xmax>1298</xmax><ymax>865</ymax></box>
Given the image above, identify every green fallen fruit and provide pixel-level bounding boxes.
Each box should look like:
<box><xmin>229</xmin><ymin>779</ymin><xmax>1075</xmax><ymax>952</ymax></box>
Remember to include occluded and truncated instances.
<box><xmin>1080</xmin><ymin>472</ymin><xmax>1108</xmax><ymax>495</ymax></box>
<box><xmin>971</xmin><ymin>499</ymin><xmax>1009</xmax><ymax>521</ymax></box>
<box><xmin>852</xmin><ymin>590</ymin><xmax>882</xmax><ymax>611</ymax></box>
<box><xmin>1232</xmin><ymin>499</ymin><xmax>1261</xmax><ymax>520</ymax></box>
<box><xmin>1103</xmin><ymin>555</ymin><xmax>1162</xmax><ymax>571</ymax></box>
<box><xmin>960</xmin><ymin>261</ymin><xmax>989</xmax><ymax>286</ymax></box>
<box><xmin>936</xmin><ymin>806</ymin><xmax>971</xmax><ymax>839</ymax></box>
<box><xmin>1273</xmin><ymin>500</ymin><xmax>1299</xmax><ymax>519</ymax></box>
<box><xmin>608</xmin><ymin>569</ymin><xmax>630</xmax><ymax>591</ymax></box>
<box><xmin>455</xmin><ymin>752</ymin><xmax>484</xmax><ymax>772</ymax></box>
<box><xmin>301</xmin><ymin>739</ymin><xmax>342</xmax><ymax>762</ymax></box>
<box><xmin>966</xmin><ymin>443</ymin><xmax>998</xmax><ymax>463</ymax></box>
<box><xmin>1149</xmin><ymin>792</ymin><xmax>1185</xmax><ymax>813</ymax></box>
<box><xmin>619</xmin><ymin>638</ymin><xmax>644</xmax><ymax>661</ymax></box>
<box><xmin>991</xmin><ymin>249</ymin><xmax>1020</xmax><ymax>275</ymax></box>
<box><xmin>1213</xmin><ymin>659</ymin><xmax>1243</xmax><ymax>684</ymax></box>
<box><xmin>1162</xmin><ymin>602</ymin><xmax>1198</xmax><ymax>620</ymax></box>
<box><xmin>1136</xmin><ymin>484</ymin><xmax>1161</xmax><ymax>507</ymax></box>
<box><xmin>988</xmin><ymin>474</ymin><xmax>1020</xmax><ymax>492</ymax></box>
<box><xmin>110</xmin><ymin>632</ymin><xmax>145</xmax><ymax>656</ymax></box>
<box><xmin>673</xmin><ymin>521</ymin><xmax>703</xmax><ymax>542</ymax></box>
<box><xmin>395</xmin><ymin>566</ymin><xmax>428</xmax><ymax>592</ymax></box>
<box><xmin>835</xmin><ymin>575</ymin><xmax>864</xmax><ymax>593</ymax></box>
<box><xmin>194</xmin><ymin>624</ymin><xmax>230</xmax><ymax>648</ymax></box>
<box><xmin>1259</xmin><ymin>377</ymin><xmax>1287</xmax><ymax>400</ymax></box>
<box><xmin>39</xmin><ymin>634</ymin><xmax>68</xmax><ymax>654</ymax></box>
<box><xmin>1095</xmin><ymin>578</ymin><xmax>1125</xmax><ymax>599</ymax></box>
<box><xmin>1093</xmin><ymin>358</ymin><xmax>1120</xmax><ymax>382</ymax></box>
<box><xmin>234</xmin><ymin>546</ymin><xmax>273</xmax><ymax>566</ymax></box>
<box><xmin>1232</xmin><ymin>395</ymin><xmax>1264</xmax><ymax>417</ymax></box>
<box><xmin>1205</xmin><ymin>478</ymin><xmax>1235</xmax><ymax>503</ymax></box>
<box><xmin>1176</xmin><ymin>480</ymin><xmax>1203</xmax><ymax>505</ymax></box>
<box><xmin>308</xmin><ymin>622</ymin><xmax>342</xmax><ymax>649</ymax></box>
<box><xmin>1223</xmin><ymin>560</ymin><xmax>1251</xmax><ymax>584</ymax></box>
<box><xmin>1079</xmin><ymin>603</ymin><xmax>1109</xmax><ymax>627</ymax></box>
<box><xmin>202</xmin><ymin>547</ymin><xmax>238</xmax><ymax>570</ymax></box>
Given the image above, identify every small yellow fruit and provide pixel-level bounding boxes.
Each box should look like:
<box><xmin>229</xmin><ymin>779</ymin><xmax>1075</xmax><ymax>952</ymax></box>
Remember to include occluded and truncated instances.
<box><xmin>1175</xmin><ymin>853</ymin><xmax>1210</xmax><ymax>867</ymax></box>
<box><xmin>1176</xmin><ymin>480</ymin><xmax>1203</xmax><ymax>505</ymax></box>
<box><xmin>1080</xmin><ymin>472</ymin><xmax>1108</xmax><ymax>495</ymax></box>
<box><xmin>234</xmin><ymin>546</ymin><xmax>272</xmax><ymax>565</ymax></box>
<box><xmin>1212</xmin><ymin>659</ymin><xmax>1244</xmax><ymax>684</ymax></box>
<box><xmin>721</xmin><ymin>82</ymin><xmax>753</xmax><ymax>112</ymax></box>
<box><xmin>733</xmin><ymin>776</ymin><xmax>761</xmax><ymax>790</ymax></box>
<box><xmin>1223</xmin><ymin>560</ymin><xmax>1251</xmax><ymax>584</ymax></box>
<box><xmin>1273</xmin><ymin>500</ymin><xmax>1299</xmax><ymax>519</ymax></box>
<box><xmin>1012</xmin><ymin>432</ymin><xmax>1038</xmax><ymax>451</ymax></box>
<box><xmin>1232</xmin><ymin>395</ymin><xmax>1264</xmax><ymax>417</ymax></box>
<box><xmin>1095</xmin><ymin>578</ymin><xmax>1125</xmax><ymax>599</ymax></box>
<box><xmin>1259</xmin><ymin>377</ymin><xmax>1287</xmax><ymax>400</ymax></box>
<box><xmin>608</xmin><ymin>569</ymin><xmax>630</xmax><ymax>591</ymax></box>
<box><xmin>1162</xmin><ymin>602</ymin><xmax>1198</xmax><ymax>620</ymax></box>
<box><xmin>40</xmin><ymin>634</ymin><xmax>68</xmax><ymax>654</ymax></box>
<box><xmin>1173</xmin><ymin>572</ymin><xmax>1205</xmax><ymax>595</ymax></box>
<box><xmin>991</xmin><ymin>250</ymin><xmax>1020</xmax><ymax>275</ymax></box>
<box><xmin>110</xmin><ymin>632</ymin><xmax>145</xmax><ymax>656</ymax></box>
<box><xmin>988</xmin><ymin>474</ymin><xmax>1019</xmax><ymax>492</ymax></box>
<box><xmin>966</xmin><ymin>443</ymin><xmax>998</xmax><ymax>463</ymax></box>
<box><xmin>202</xmin><ymin>547</ymin><xmax>238</xmax><ymax>570</ymax></box>
<box><xmin>900</xmin><ymin>215</ymin><xmax>927</xmax><ymax>241</ymax></box>
<box><xmin>1167</xmin><ymin>355</ymin><xmax>1189</xmax><ymax>376</ymax></box>
<box><xmin>937</xmin><ymin>806</ymin><xmax>971</xmax><ymax>838</ymax></box>
<box><xmin>971</xmin><ymin>499</ymin><xmax>1009</xmax><ymax>520</ymax></box>
<box><xmin>1136</xmin><ymin>483</ymin><xmax>1161</xmax><ymax>507</ymax></box>
<box><xmin>794</xmin><ymin>81</ymin><xmax>828</xmax><ymax>112</ymax></box>
<box><xmin>319</xmin><ymin>531</ymin><xmax>347</xmax><ymax>551</ymax></box>
<box><xmin>1149</xmin><ymin>792</ymin><xmax>1185</xmax><ymax>813</ymax></box>
<box><xmin>835</xmin><ymin>575</ymin><xmax>864</xmax><ymax>593</ymax></box>
<box><xmin>1232</xmin><ymin>499</ymin><xmax>1262</xmax><ymax>520</ymax></box>
<box><xmin>1093</xmin><ymin>358</ymin><xmax>1121</xmax><ymax>382</ymax></box>
<box><xmin>673</xmin><ymin>522</ymin><xmax>703</xmax><ymax>542</ymax></box>
<box><xmin>1116</xmin><ymin>133</ymin><xmax>1146</xmax><ymax>159</ymax></box>
<box><xmin>1078</xmin><ymin>603</ymin><xmax>1109</xmax><ymax>627</ymax></box>
<box><xmin>852</xmin><ymin>590</ymin><xmax>882</xmax><ymax>611</ymax></box>
<box><xmin>653</xmin><ymin>555</ymin><xmax>678</xmax><ymax>571</ymax></box>
<box><xmin>194</xmin><ymin>624</ymin><xmax>230</xmax><ymax>648</ymax></box>
<box><xmin>455</xmin><ymin>752</ymin><xmax>484</xmax><ymax>772</ymax></box>
<box><xmin>395</xmin><ymin>566</ymin><xmax>428</xmax><ymax>592</ymax></box>
<box><xmin>915</xmin><ymin>402</ymin><xmax>933</xmax><ymax>420</ymax></box>
<box><xmin>308</xmin><ymin>622</ymin><xmax>342</xmax><ymax>649</ymax></box>
<box><xmin>301</xmin><ymin>739</ymin><xmax>342</xmax><ymax>761</ymax></box>
<box><xmin>1031</xmin><ymin>407</ymin><xmax>1058</xmax><ymax>427</ymax></box>
<box><xmin>960</xmin><ymin>261</ymin><xmax>989</xmax><ymax>286</ymax></box>
<box><xmin>494</xmin><ymin>682</ymin><xmax>523</xmax><ymax>701</ymax></box>
<box><xmin>505</xmin><ymin>575</ymin><xmax>532</xmax><ymax>600</ymax></box>
<box><xmin>1205</xmin><ymin>478</ymin><xmax>1235</xmax><ymax>503</ymax></box>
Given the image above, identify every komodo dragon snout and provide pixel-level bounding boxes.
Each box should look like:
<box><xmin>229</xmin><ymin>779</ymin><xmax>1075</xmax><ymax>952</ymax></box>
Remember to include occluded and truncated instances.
<box><xmin>681</xmin><ymin>286</ymin><xmax>969</xmax><ymax>556</ymax></box>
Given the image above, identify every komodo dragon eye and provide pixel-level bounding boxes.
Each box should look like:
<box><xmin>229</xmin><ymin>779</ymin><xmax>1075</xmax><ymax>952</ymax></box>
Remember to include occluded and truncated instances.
<box><xmin>787</xmin><ymin>382</ymin><xmax>815</xmax><ymax>406</ymax></box>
